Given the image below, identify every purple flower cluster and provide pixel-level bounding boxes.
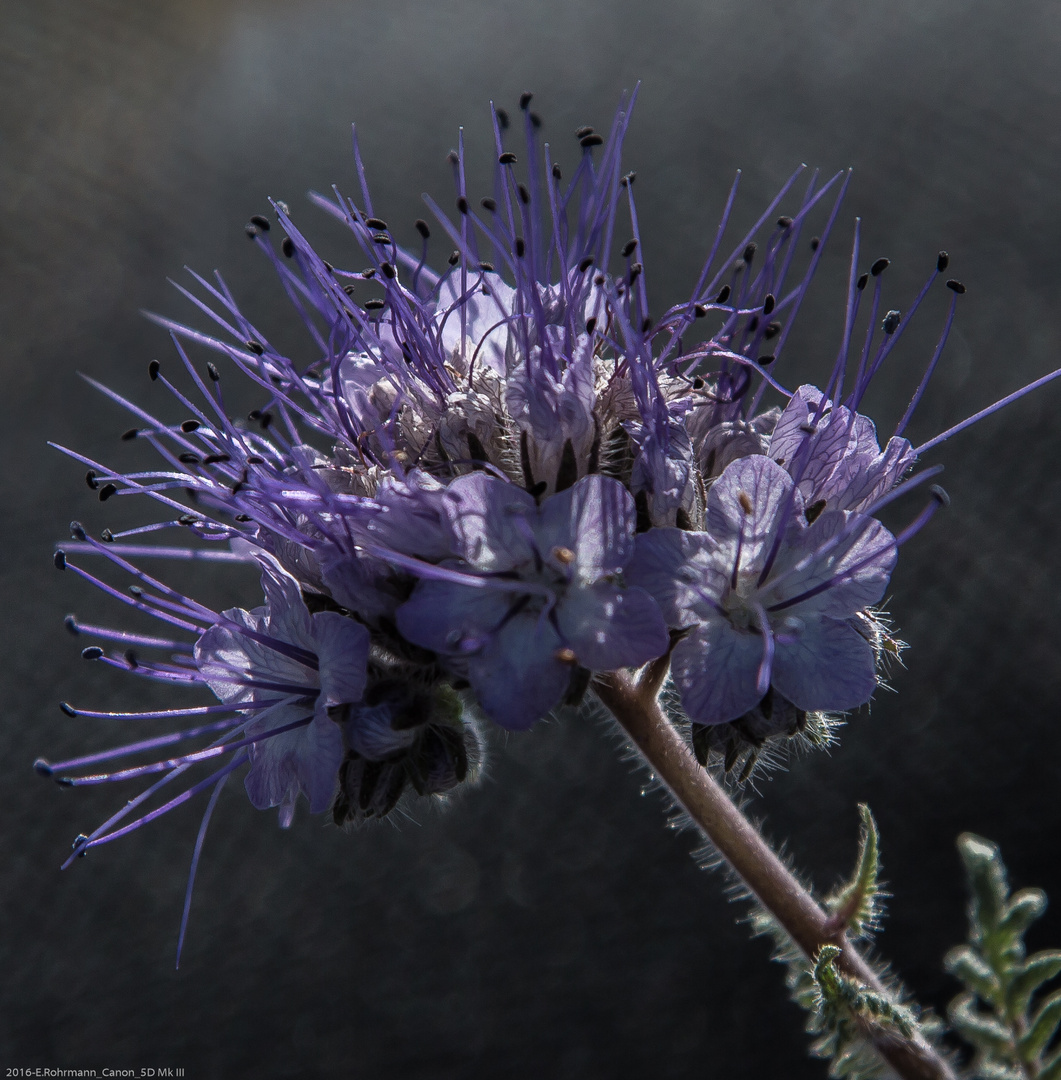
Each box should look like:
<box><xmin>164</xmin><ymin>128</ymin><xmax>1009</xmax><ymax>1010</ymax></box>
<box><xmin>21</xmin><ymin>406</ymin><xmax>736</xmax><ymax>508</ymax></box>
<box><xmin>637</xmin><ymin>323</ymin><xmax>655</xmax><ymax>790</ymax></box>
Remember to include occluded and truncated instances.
<box><xmin>40</xmin><ymin>90</ymin><xmax>1059</xmax><ymax>957</ymax></box>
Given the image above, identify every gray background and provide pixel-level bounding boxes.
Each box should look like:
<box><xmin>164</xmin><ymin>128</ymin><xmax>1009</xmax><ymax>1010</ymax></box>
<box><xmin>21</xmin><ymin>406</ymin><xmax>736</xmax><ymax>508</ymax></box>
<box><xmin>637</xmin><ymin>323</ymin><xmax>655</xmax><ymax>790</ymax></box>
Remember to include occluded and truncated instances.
<box><xmin>4</xmin><ymin>1</ymin><xmax>1061</xmax><ymax>1076</ymax></box>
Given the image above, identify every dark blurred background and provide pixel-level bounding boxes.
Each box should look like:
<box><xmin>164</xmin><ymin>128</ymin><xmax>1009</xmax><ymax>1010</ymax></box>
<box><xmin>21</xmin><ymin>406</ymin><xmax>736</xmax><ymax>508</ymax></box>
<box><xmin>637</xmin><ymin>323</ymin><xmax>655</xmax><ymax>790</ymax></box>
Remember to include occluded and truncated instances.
<box><xmin>4</xmin><ymin>1</ymin><xmax>1061</xmax><ymax>1076</ymax></box>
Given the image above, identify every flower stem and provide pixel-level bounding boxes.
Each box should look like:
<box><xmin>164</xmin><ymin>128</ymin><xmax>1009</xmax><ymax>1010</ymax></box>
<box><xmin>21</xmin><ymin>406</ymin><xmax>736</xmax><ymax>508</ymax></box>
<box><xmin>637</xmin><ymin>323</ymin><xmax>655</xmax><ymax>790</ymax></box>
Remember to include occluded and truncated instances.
<box><xmin>594</xmin><ymin>670</ymin><xmax>956</xmax><ymax>1080</ymax></box>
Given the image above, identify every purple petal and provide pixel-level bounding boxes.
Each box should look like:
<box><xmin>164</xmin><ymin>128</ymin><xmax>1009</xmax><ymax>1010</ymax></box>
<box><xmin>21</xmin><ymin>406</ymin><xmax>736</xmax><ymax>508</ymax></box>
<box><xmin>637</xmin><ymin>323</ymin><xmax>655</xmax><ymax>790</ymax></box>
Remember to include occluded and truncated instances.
<box><xmin>311</xmin><ymin>611</ymin><xmax>370</xmax><ymax>707</ymax></box>
<box><xmin>768</xmin><ymin>385</ymin><xmax>831</xmax><ymax>469</ymax></box>
<box><xmin>557</xmin><ymin>583</ymin><xmax>668</xmax><ymax>671</ymax></box>
<box><xmin>366</xmin><ymin>471</ymin><xmax>454</xmax><ymax>561</ymax></box>
<box><xmin>671</xmin><ymin>617</ymin><xmax>766</xmax><ymax>725</ymax></box>
<box><xmin>258</xmin><ymin>557</ymin><xmax>315</xmax><ymax>648</ymax></box>
<box><xmin>765</xmin><ymin>509</ymin><xmax>896</xmax><ymax>617</ymax></box>
<box><xmin>244</xmin><ymin>709</ymin><xmax>343</xmax><ymax>817</ymax></box>
<box><xmin>769</xmin><ymin>385</ymin><xmax>915</xmax><ymax>512</ymax></box>
<box><xmin>706</xmin><ymin>455</ymin><xmax>800</xmax><ymax>571</ymax></box>
<box><xmin>395</xmin><ymin>577</ymin><xmax>510</xmax><ymax>655</ymax></box>
<box><xmin>770</xmin><ymin>615</ymin><xmax>878</xmax><ymax>712</ymax></box>
<box><xmin>770</xmin><ymin>386</ymin><xmax>854</xmax><ymax>498</ymax></box>
<box><xmin>440</xmin><ymin>473</ymin><xmax>537</xmax><ymax>571</ymax></box>
<box><xmin>194</xmin><ymin>608</ymin><xmax>313</xmax><ymax>704</ymax></box>
<box><xmin>504</xmin><ymin>337</ymin><xmax>597</xmax><ymax>492</ymax></box>
<box><xmin>630</xmin><ymin>419</ymin><xmax>696</xmax><ymax>527</ymax></box>
<box><xmin>832</xmin><ymin>434</ymin><xmax>916</xmax><ymax>512</ymax></box>
<box><xmin>625</xmin><ymin>528</ymin><xmax>721</xmax><ymax>627</ymax></box>
<box><xmin>436</xmin><ymin>270</ymin><xmax>515</xmax><ymax>372</ymax></box>
<box><xmin>466</xmin><ymin>613</ymin><xmax>569</xmax><ymax>730</ymax></box>
<box><xmin>537</xmin><ymin>475</ymin><xmax>636</xmax><ymax>578</ymax></box>
<box><xmin>319</xmin><ymin>547</ymin><xmax>404</xmax><ymax>623</ymax></box>
<box><xmin>694</xmin><ymin>420</ymin><xmax>769</xmax><ymax>478</ymax></box>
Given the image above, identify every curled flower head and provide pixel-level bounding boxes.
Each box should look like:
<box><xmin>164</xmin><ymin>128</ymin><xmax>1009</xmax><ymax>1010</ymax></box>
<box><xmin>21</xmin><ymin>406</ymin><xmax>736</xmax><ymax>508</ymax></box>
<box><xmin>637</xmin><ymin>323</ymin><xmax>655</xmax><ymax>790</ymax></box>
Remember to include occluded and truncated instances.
<box><xmin>40</xmin><ymin>88</ymin><xmax>1061</xmax><ymax>959</ymax></box>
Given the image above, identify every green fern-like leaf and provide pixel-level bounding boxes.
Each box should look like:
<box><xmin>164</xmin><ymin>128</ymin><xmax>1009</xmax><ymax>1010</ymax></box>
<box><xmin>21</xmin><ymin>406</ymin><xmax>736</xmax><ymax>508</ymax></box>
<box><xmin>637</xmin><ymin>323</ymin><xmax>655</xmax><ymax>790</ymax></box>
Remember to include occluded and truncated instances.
<box><xmin>746</xmin><ymin>805</ymin><xmax>938</xmax><ymax>1080</ymax></box>
<box><xmin>946</xmin><ymin>833</ymin><xmax>1061</xmax><ymax>1079</ymax></box>
<box><xmin>825</xmin><ymin>804</ymin><xmax>884</xmax><ymax>941</ymax></box>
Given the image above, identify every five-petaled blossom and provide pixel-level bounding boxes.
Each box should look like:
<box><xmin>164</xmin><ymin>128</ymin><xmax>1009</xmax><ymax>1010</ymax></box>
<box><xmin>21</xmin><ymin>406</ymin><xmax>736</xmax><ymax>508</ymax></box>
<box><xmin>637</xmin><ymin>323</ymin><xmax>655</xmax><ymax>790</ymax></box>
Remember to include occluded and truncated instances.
<box><xmin>628</xmin><ymin>454</ymin><xmax>896</xmax><ymax>726</ymax></box>
<box><xmin>396</xmin><ymin>473</ymin><xmax>669</xmax><ymax>729</ymax></box>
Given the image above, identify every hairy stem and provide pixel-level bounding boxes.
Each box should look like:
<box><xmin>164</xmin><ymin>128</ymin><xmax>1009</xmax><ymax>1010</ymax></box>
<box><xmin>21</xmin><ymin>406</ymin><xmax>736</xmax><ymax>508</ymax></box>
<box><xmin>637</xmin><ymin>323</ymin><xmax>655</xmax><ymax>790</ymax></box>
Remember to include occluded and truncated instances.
<box><xmin>594</xmin><ymin>670</ymin><xmax>956</xmax><ymax>1080</ymax></box>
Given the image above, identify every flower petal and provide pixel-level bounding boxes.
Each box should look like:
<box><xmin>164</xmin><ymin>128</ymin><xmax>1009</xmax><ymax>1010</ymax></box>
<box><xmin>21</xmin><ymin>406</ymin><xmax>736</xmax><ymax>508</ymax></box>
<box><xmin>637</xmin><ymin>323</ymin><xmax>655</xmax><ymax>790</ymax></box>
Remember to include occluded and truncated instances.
<box><xmin>557</xmin><ymin>583</ymin><xmax>668</xmax><ymax>671</ymax></box>
<box><xmin>537</xmin><ymin>475</ymin><xmax>636</xmax><ymax>579</ymax></box>
<box><xmin>706</xmin><ymin>455</ymin><xmax>801</xmax><ymax>573</ymax></box>
<box><xmin>312</xmin><ymin>611</ymin><xmax>370</xmax><ymax>707</ymax></box>
<box><xmin>436</xmin><ymin>269</ymin><xmax>516</xmax><ymax>372</ymax></box>
<box><xmin>765</xmin><ymin>509</ymin><xmax>896</xmax><ymax>617</ymax></box>
<box><xmin>395</xmin><ymin>577</ymin><xmax>511</xmax><ymax>655</ymax></box>
<box><xmin>440</xmin><ymin>473</ymin><xmax>537</xmax><ymax>572</ymax></box>
<box><xmin>771</xmin><ymin>615</ymin><xmax>878</xmax><ymax>712</ymax></box>
<box><xmin>625</xmin><ymin>528</ymin><xmax>722</xmax><ymax>627</ymax></box>
<box><xmin>244</xmin><ymin>709</ymin><xmax>343</xmax><ymax>818</ymax></box>
<box><xmin>466</xmin><ymin>614</ymin><xmax>569</xmax><ymax>730</ymax></box>
<box><xmin>258</xmin><ymin>557</ymin><xmax>315</xmax><ymax>649</ymax></box>
<box><xmin>194</xmin><ymin>607</ymin><xmax>314</xmax><ymax>704</ymax></box>
<box><xmin>671</xmin><ymin>617</ymin><xmax>766</xmax><ymax>725</ymax></box>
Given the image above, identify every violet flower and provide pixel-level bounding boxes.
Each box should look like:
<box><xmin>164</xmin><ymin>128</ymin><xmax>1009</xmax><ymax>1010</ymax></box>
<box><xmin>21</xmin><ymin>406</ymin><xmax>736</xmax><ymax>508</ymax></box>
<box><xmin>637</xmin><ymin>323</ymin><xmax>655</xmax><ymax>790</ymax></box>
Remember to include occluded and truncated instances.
<box><xmin>194</xmin><ymin>555</ymin><xmax>369</xmax><ymax>826</ymax></box>
<box><xmin>627</xmin><ymin>454</ymin><xmax>898</xmax><ymax>726</ymax></box>
<box><xmin>395</xmin><ymin>472</ymin><xmax>669</xmax><ymax>729</ymax></box>
<box><xmin>39</xmin><ymin>89</ymin><xmax>1061</xmax><ymax>965</ymax></box>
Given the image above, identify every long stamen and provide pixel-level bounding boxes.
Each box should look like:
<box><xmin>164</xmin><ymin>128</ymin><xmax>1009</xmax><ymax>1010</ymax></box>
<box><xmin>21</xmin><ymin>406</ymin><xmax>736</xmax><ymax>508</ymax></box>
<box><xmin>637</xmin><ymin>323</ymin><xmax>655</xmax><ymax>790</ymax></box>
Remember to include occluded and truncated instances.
<box><xmin>52</xmin><ymin>713</ymin><xmax>311</xmax><ymax>787</ymax></box>
<box><xmin>176</xmin><ymin>770</ymin><xmax>230</xmax><ymax>969</ymax></box>
<box><xmin>38</xmin><ymin>716</ymin><xmax>247</xmax><ymax>778</ymax></box>
<box><xmin>767</xmin><ymin>487</ymin><xmax>947</xmax><ymax>614</ymax></box>
<box><xmin>915</xmin><ymin>364</ymin><xmax>1061</xmax><ymax>455</ymax></box>
<box><xmin>58</xmin><ymin>701</ymin><xmax>279</xmax><ymax>721</ymax></box>
<box><xmin>81</xmin><ymin>752</ymin><xmax>251</xmax><ymax>853</ymax></box>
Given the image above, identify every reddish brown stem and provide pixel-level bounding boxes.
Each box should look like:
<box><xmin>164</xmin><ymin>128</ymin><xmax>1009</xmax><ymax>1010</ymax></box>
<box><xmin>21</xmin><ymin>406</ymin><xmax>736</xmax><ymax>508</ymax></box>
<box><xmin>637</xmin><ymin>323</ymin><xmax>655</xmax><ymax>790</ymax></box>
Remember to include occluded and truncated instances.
<box><xmin>594</xmin><ymin>671</ymin><xmax>956</xmax><ymax>1080</ymax></box>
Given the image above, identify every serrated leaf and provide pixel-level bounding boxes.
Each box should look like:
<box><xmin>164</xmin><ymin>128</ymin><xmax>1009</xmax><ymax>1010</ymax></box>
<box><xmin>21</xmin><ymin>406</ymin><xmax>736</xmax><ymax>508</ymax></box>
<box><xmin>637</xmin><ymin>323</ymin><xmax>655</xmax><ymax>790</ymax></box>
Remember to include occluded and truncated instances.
<box><xmin>958</xmin><ymin>833</ymin><xmax>1009</xmax><ymax>939</ymax></box>
<box><xmin>859</xmin><ymin>990</ymin><xmax>915</xmax><ymax>1037</ymax></box>
<box><xmin>1037</xmin><ymin>1054</ymin><xmax>1061</xmax><ymax>1080</ymax></box>
<box><xmin>999</xmin><ymin>888</ymin><xmax>1048</xmax><ymax>940</ymax></box>
<box><xmin>1019</xmin><ymin>987</ymin><xmax>1061</xmax><ymax>1058</ymax></box>
<box><xmin>974</xmin><ymin>1063</ymin><xmax>1023</xmax><ymax>1080</ymax></box>
<box><xmin>1007</xmin><ymin>950</ymin><xmax>1061</xmax><ymax>1017</ymax></box>
<box><xmin>949</xmin><ymin>992</ymin><xmax>1015</xmax><ymax>1055</ymax></box>
<box><xmin>945</xmin><ymin>944</ymin><xmax>1001</xmax><ymax>1004</ymax></box>
<box><xmin>1040</xmin><ymin>1045</ymin><xmax>1061</xmax><ymax>1080</ymax></box>
<box><xmin>827</xmin><ymin>804</ymin><xmax>883</xmax><ymax>939</ymax></box>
